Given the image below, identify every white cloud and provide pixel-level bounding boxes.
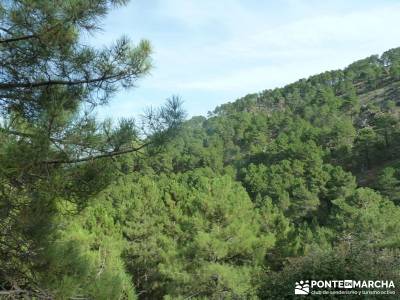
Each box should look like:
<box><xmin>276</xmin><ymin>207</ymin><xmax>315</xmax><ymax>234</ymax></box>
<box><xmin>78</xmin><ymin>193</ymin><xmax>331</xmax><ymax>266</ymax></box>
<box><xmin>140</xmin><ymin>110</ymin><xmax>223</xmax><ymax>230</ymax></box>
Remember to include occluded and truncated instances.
<box><xmin>95</xmin><ymin>0</ymin><xmax>400</xmax><ymax>117</ymax></box>
<box><xmin>149</xmin><ymin>1</ymin><xmax>400</xmax><ymax>93</ymax></box>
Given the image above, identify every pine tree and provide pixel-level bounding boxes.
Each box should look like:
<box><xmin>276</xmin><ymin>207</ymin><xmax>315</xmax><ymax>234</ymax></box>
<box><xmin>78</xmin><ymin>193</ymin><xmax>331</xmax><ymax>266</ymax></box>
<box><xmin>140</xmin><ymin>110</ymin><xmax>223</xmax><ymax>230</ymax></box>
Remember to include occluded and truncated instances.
<box><xmin>0</xmin><ymin>0</ymin><xmax>184</xmax><ymax>296</ymax></box>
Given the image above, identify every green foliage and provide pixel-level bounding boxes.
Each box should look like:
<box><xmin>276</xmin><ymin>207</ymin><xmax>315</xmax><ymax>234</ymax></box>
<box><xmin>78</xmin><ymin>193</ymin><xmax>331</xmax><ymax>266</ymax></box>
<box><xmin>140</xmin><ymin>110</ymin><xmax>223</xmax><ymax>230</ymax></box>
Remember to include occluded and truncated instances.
<box><xmin>376</xmin><ymin>166</ymin><xmax>400</xmax><ymax>204</ymax></box>
<box><xmin>0</xmin><ymin>0</ymin><xmax>183</xmax><ymax>297</ymax></box>
<box><xmin>332</xmin><ymin>188</ymin><xmax>400</xmax><ymax>248</ymax></box>
<box><xmin>2</xmin><ymin>3</ymin><xmax>400</xmax><ymax>296</ymax></box>
<box><xmin>261</xmin><ymin>243</ymin><xmax>400</xmax><ymax>299</ymax></box>
<box><xmin>262</xmin><ymin>187</ymin><xmax>400</xmax><ymax>299</ymax></box>
<box><xmin>42</xmin><ymin>222</ymin><xmax>136</xmax><ymax>300</ymax></box>
<box><xmin>92</xmin><ymin>170</ymin><xmax>274</xmax><ymax>299</ymax></box>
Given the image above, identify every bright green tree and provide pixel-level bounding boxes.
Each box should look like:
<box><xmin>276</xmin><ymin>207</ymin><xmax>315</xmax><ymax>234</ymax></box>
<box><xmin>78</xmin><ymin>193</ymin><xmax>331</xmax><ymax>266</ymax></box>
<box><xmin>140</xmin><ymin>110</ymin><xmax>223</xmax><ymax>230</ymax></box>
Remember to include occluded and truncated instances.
<box><xmin>377</xmin><ymin>167</ymin><xmax>400</xmax><ymax>205</ymax></box>
<box><xmin>91</xmin><ymin>170</ymin><xmax>275</xmax><ymax>299</ymax></box>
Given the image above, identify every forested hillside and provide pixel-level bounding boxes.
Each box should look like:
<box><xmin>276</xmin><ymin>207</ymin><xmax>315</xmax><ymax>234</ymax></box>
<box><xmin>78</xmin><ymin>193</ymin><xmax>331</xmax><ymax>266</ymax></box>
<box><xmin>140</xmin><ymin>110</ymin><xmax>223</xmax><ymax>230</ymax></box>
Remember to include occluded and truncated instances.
<box><xmin>120</xmin><ymin>48</ymin><xmax>400</xmax><ymax>299</ymax></box>
<box><xmin>1</xmin><ymin>1</ymin><xmax>400</xmax><ymax>299</ymax></box>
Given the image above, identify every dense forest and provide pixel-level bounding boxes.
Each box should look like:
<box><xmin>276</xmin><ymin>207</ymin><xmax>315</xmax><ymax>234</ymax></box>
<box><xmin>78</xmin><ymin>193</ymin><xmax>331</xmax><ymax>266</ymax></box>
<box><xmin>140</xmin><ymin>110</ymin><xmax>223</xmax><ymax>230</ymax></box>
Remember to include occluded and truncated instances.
<box><xmin>1</xmin><ymin>1</ymin><xmax>400</xmax><ymax>299</ymax></box>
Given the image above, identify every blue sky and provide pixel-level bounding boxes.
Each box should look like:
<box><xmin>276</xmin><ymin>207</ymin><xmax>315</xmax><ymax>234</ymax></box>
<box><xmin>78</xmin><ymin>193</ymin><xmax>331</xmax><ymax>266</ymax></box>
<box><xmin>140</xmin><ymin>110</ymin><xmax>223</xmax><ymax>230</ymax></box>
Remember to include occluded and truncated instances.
<box><xmin>92</xmin><ymin>0</ymin><xmax>400</xmax><ymax>119</ymax></box>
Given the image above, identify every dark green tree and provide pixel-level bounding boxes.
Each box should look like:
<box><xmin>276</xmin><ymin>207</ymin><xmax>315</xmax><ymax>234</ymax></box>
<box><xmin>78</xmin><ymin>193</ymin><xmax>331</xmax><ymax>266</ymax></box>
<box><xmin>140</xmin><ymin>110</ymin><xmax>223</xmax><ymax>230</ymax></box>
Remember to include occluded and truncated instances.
<box><xmin>376</xmin><ymin>166</ymin><xmax>400</xmax><ymax>205</ymax></box>
<box><xmin>0</xmin><ymin>0</ymin><xmax>184</xmax><ymax>296</ymax></box>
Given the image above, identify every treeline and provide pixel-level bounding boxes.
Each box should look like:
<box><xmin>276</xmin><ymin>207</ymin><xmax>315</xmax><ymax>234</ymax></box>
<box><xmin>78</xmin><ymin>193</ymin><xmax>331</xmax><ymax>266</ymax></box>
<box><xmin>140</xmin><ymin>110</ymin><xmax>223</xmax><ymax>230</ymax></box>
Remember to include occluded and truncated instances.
<box><xmin>1</xmin><ymin>1</ymin><xmax>400</xmax><ymax>299</ymax></box>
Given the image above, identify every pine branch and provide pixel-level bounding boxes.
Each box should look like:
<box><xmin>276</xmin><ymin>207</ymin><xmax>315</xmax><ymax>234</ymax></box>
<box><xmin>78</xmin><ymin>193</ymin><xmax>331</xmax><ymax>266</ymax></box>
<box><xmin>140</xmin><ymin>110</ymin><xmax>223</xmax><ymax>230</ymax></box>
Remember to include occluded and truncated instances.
<box><xmin>0</xmin><ymin>72</ymin><xmax>135</xmax><ymax>90</ymax></box>
<box><xmin>0</xmin><ymin>23</ymin><xmax>62</xmax><ymax>44</ymax></box>
<box><xmin>43</xmin><ymin>142</ymin><xmax>151</xmax><ymax>164</ymax></box>
<box><xmin>0</xmin><ymin>27</ymin><xmax>14</xmax><ymax>35</ymax></box>
<box><xmin>0</xmin><ymin>33</ymin><xmax>37</xmax><ymax>44</ymax></box>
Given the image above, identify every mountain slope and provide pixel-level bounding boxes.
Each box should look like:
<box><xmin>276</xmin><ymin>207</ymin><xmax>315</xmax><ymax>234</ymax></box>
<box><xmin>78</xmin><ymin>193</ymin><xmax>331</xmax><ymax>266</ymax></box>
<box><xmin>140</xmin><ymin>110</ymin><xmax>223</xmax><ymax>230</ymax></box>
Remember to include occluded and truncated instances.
<box><xmin>35</xmin><ymin>47</ymin><xmax>400</xmax><ymax>299</ymax></box>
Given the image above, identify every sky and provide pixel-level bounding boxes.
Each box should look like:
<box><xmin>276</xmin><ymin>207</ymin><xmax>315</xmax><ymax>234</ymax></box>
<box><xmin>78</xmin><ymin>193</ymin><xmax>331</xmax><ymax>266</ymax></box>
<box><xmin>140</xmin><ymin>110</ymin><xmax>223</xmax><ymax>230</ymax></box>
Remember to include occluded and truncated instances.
<box><xmin>92</xmin><ymin>0</ymin><xmax>400</xmax><ymax>119</ymax></box>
